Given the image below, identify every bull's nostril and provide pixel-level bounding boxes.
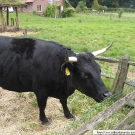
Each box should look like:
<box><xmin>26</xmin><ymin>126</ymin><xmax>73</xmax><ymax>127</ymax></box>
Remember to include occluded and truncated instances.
<box><xmin>103</xmin><ymin>92</ymin><xmax>112</xmax><ymax>97</ymax></box>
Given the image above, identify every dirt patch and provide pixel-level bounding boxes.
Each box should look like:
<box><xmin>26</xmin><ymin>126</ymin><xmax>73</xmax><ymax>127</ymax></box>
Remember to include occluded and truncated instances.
<box><xmin>109</xmin><ymin>65</ymin><xmax>135</xmax><ymax>79</ymax></box>
<box><xmin>0</xmin><ymin>30</ymin><xmax>39</xmax><ymax>37</ymax></box>
<box><xmin>0</xmin><ymin>88</ymin><xmax>72</xmax><ymax>135</ymax></box>
<box><xmin>0</xmin><ymin>31</ymin><xmax>73</xmax><ymax>135</ymax></box>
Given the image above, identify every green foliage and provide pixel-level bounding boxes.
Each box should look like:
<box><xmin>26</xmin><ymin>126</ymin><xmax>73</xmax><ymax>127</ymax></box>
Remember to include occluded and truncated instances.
<box><xmin>44</xmin><ymin>4</ymin><xmax>60</xmax><ymax>18</ymax></box>
<box><xmin>33</xmin><ymin>11</ymin><xmax>39</xmax><ymax>16</ymax></box>
<box><xmin>92</xmin><ymin>0</ymin><xmax>100</xmax><ymax>10</ymax></box>
<box><xmin>69</xmin><ymin>0</ymin><xmax>135</xmax><ymax>9</ymax></box>
<box><xmin>0</xmin><ymin>0</ymin><xmax>21</xmax><ymax>2</ymax></box>
<box><xmin>28</xmin><ymin>93</ymin><xmax>37</xmax><ymax>107</ymax></box>
<box><xmin>0</xmin><ymin>0</ymin><xmax>20</xmax><ymax>2</ymax></box>
<box><xmin>123</xmin><ymin>8</ymin><xmax>135</xmax><ymax>13</ymax></box>
<box><xmin>31</xmin><ymin>98</ymin><xmax>37</xmax><ymax>107</ymax></box>
<box><xmin>99</xmin><ymin>5</ymin><xmax>108</xmax><ymax>12</ymax></box>
<box><xmin>76</xmin><ymin>1</ymin><xmax>86</xmax><ymax>13</ymax></box>
<box><xmin>64</xmin><ymin>0</ymin><xmax>73</xmax><ymax>8</ymax></box>
<box><xmin>83</xmin><ymin>7</ymin><xmax>90</xmax><ymax>13</ymax></box>
<box><xmin>61</xmin><ymin>7</ymin><xmax>75</xmax><ymax>18</ymax></box>
<box><xmin>104</xmin><ymin>8</ymin><xmax>135</xmax><ymax>13</ymax></box>
<box><xmin>105</xmin><ymin>8</ymin><xmax>118</xmax><ymax>12</ymax></box>
<box><xmin>17</xmin><ymin>92</ymin><xmax>26</xmax><ymax>99</ymax></box>
<box><xmin>75</xmin><ymin>1</ymin><xmax>90</xmax><ymax>13</ymax></box>
<box><xmin>102</xmin><ymin>0</ymin><xmax>116</xmax><ymax>8</ymax></box>
<box><xmin>117</xmin><ymin>8</ymin><xmax>124</xmax><ymax>18</ymax></box>
<box><xmin>0</xmin><ymin>0</ymin><xmax>25</xmax><ymax>6</ymax></box>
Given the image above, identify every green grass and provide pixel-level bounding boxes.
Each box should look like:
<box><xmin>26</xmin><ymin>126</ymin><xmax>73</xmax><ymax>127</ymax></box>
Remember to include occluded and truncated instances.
<box><xmin>7</xmin><ymin>12</ymin><xmax>135</xmax><ymax>61</ymax></box>
<box><xmin>3</xmin><ymin>12</ymin><xmax>135</xmax><ymax>134</ymax></box>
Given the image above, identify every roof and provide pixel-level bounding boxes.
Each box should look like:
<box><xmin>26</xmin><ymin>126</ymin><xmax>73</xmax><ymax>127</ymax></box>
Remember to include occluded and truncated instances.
<box><xmin>0</xmin><ymin>1</ymin><xmax>27</xmax><ymax>7</ymax></box>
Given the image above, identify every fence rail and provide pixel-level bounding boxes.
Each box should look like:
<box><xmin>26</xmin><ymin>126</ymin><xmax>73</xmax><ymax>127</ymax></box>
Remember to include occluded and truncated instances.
<box><xmin>95</xmin><ymin>56</ymin><xmax>135</xmax><ymax>66</ymax></box>
<box><xmin>95</xmin><ymin>55</ymin><xmax>135</xmax><ymax>93</ymax></box>
<box><xmin>69</xmin><ymin>54</ymin><xmax>135</xmax><ymax>135</ymax></box>
<box><xmin>69</xmin><ymin>90</ymin><xmax>135</xmax><ymax>135</ymax></box>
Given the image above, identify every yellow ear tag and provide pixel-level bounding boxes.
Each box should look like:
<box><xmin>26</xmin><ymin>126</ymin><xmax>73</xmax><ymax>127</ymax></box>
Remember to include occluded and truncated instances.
<box><xmin>65</xmin><ymin>67</ymin><xmax>70</xmax><ymax>76</ymax></box>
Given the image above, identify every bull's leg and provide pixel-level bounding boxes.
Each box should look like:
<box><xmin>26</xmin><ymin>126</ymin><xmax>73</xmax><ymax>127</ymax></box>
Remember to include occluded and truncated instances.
<box><xmin>60</xmin><ymin>99</ymin><xmax>74</xmax><ymax>119</ymax></box>
<box><xmin>35</xmin><ymin>92</ymin><xmax>50</xmax><ymax>125</ymax></box>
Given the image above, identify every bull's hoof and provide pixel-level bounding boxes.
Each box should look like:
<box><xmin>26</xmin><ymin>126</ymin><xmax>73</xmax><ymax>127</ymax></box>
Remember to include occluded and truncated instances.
<box><xmin>67</xmin><ymin>116</ymin><xmax>76</xmax><ymax>121</ymax></box>
<box><xmin>41</xmin><ymin>119</ymin><xmax>51</xmax><ymax>125</ymax></box>
<box><xmin>42</xmin><ymin>121</ymin><xmax>51</xmax><ymax>125</ymax></box>
<box><xmin>65</xmin><ymin>113</ymin><xmax>75</xmax><ymax>119</ymax></box>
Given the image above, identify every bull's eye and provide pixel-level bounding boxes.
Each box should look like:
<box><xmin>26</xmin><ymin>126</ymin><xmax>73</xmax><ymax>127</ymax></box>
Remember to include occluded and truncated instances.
<box><xmin>84</xmin><ymin>74</ymin><xmax>89</xmax><ymax>79</ymax></box>
<box><xmin>81</xmin><ymin>72</ymin><xmax>90</xmax><ymax>79</ymax></box>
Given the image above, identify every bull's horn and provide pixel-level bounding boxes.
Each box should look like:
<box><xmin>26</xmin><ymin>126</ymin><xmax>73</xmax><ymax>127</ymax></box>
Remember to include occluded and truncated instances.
<box><xmin>68</xmin><ymin>57</ymin><xmax>77</xmax><ymax>62</ymax></box>
<box><xmin>92</xmin><ymin>42</ymin><xmax>113</xmax><ymax>56</ymax></box>
<box><xmin>65</xmin><ymin>50</ymin><xmax>77</xmax><ymax>62</ymax></box>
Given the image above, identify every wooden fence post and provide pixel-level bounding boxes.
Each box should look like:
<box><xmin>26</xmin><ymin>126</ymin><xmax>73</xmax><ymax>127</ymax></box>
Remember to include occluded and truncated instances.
<box><xmin>69</xmin><ymin>90</ymin><xmax>135</xmax><ymax>135</ymax></box>
<box><xmin>15</xmin><ymin>7</ymin><xmax>19</xmax><ymax>30</ymax></box>
<box><xmin>0</xmin><ymin>7</ymin><xmax>4</xmax><ymax>31</ymax></box>
<box><xmin>11</xmin><ymin>18</ymin><xmax>14</xmax><ymax>26</ymax></box>
<box><xmin>111</xmin><ymin>55</ymin><xmax>130</xmax><ymax>96</ymax></box>
<box><xmin>23</xmin><ymin>29</ymin><xmax>27</xmax><ymax>38</ymax></box>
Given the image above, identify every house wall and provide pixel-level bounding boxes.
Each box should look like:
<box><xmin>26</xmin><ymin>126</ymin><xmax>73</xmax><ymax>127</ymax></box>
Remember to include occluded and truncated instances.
<box><xmin>22</xmin><ymin>0</ymin><xmax>63</xmax><ymax>14</ymax></box>
<box><xmin>32</xmin><ymin>0</ymin><xmax>48</xmax><ymax>13</ymax></box>
<box><xmin>22</xmin><ymin>3</ymin><xmax>33</xmax><ymax>13</ymax></box>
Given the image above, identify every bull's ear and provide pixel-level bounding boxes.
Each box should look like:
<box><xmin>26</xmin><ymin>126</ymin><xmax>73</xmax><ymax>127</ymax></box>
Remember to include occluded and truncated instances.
<box><xmin>61</xmin><ymin>62</ymin><xmax>73</xmax><ymax>76</ymax></box>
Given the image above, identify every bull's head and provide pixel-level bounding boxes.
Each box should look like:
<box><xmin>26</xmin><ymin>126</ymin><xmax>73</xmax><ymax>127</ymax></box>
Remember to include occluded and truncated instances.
<box><xmin>61</xmin><ymin>43</ymin><xmax>113</xmax><ymax>102</ymax></box>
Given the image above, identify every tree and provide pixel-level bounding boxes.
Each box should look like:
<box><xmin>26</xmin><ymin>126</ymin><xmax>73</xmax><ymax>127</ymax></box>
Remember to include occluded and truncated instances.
<box><xmin>69</xmin><ymin>0</ymin><xmax>94</xmax><ymax>8</ymax></box>
<box><xmin>64</xmin><ymin>0</ymin><xmax>73</xmax><ymax>7</ymax></box>
<box><xmin>86</xmin><ymin>0</ymin><xmax>94</xmax><ymax>8</ymax></box>
<box><xmin>76</xmin><ymin>1</ymin><xmax>86</xmax><ymax>12</ymax></box>
<box><xmin>69</xmin><ymin>0</ymin><xmax>135</xmax><ymax>8</ymax></box>
<box><xmin>117</xmin><ymin>8</ymin><xmax>124</xmax><ymax>18</ymax></box>
<box><xmin>69</xmin><ymin>0</ymin><xmax>80</xmax><ymax>8</ymax></box>
<box><xmin>102</xmin><ymin>0</ymin><xmax>116</xmax><ymax>7</ymax></box>
<box><xmin>92</xmin><ymin>0</ymin><xmax>100</xmax><ymax>10</ymax></box>
<box><xmin>98</xmin><ymin>0</ymin><xmax>135</xmax><ymax>8</ymax></box>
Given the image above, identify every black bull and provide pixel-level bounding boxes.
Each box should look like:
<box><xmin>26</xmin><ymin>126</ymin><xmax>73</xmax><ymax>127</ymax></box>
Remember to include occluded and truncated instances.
<box><xmin>0</xmin><ymin>36</ymin><xmax>111</xmax><ymax>124</ymax></box>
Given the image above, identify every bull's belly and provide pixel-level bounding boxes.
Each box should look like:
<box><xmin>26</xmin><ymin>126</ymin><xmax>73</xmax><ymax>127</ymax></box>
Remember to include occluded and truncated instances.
<box><xmin>0</xmin><ymin>72</ymin><xmax>33</xmax><ymax>92</ymax></box>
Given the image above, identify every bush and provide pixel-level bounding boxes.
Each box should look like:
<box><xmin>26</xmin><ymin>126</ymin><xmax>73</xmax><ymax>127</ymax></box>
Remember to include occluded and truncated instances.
<box><xmin>92</xmin><ymin>0</ymin><xmax>100</xmax><ymax>10</ymax></box>
<box><xmin>84</xmin><ymin>7</ymin><xmax>90</xmax><ymax>13</ymax></box>
<box><xmin>75</xmin><ymin>1</ymin><xmax>86</xmax><ymax>13</ymax></box>
<box><xmin>123</xmin><ymin>8</ymin><xmax>135</xmax><ymax>13</ymax></box>
<box><xmin>44</xmin><ymin>4</ymin><xmax>60</xmax><ymax>18</ymax></box>
<box><xmin>33</xmin><ymin>11</ymin><xmax>39</xmax><ymax>16</ymax></box>
<box><xmin>90</xmin><ymin>7</ymin><xmax>135</xmax><ymax>13</ymax></box>
<box><xmin>106</xmin><ymin>8</ymin><xmax>118</xmax><ymax>12</ymax></box>
<box><xmin>99</xmin><ymin>5</ymin><xmax>108</xmax><ymax>12</ymax></box>
<box><xmin>61</xmin><ymin>7</ymin><xmax>75</xmax><ymax>18</ymax></box>
<box><xmin>117</xmin><ymin>8</ymin><xmax>124</xmax><ymax>18</ymax></box>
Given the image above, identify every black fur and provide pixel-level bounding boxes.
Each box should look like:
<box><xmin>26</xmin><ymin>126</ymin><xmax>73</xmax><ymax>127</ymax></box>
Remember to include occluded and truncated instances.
<box><xmin>11</xmin><ymin>38</ymin><xmax>35</xmax><ymax>59</ymax></box>
<box><xmin>0</xmin><ymin>36</ymin><xmax>110</xmax><ymax>124</ymax></box>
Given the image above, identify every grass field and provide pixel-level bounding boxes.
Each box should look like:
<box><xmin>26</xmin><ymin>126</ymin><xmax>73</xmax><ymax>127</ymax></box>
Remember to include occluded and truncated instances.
<box><xmin>18</xmin><ymin>12</ymin><xmax>135</xmax><ymax>61</ymax></box>
<box><xmin>0</xmin><ymin>12</ymin><xmax>135</xmax><ymax>134</ymax></box>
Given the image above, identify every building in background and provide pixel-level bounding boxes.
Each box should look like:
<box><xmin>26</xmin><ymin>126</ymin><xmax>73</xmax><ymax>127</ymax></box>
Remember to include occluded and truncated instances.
<box><xmin>21</xmin><ymin>0</ymin><xmax>63</xmax><ymax>15</ymax></box>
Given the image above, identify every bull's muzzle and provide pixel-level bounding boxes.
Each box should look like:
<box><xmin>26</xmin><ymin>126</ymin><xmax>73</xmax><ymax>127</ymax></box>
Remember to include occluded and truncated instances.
<box><xmin>103</xmin><ymin>91</ymin><xmax>112</xmax><ymax>98</ymax></box>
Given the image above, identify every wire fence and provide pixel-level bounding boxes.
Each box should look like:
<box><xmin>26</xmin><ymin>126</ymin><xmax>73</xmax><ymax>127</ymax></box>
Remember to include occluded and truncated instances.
<box><xmin>54</xmin><ymin>54</ymin><xmax>135</xmax><ymax>135</ymax></box>
<box><xmin>54</xmin><ymin>85</ymin><xmax>134</xmax><ymax>135</ymax></box>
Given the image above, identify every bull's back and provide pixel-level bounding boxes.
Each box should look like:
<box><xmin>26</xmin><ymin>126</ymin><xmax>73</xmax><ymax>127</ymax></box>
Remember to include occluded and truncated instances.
<box><xmin>0</xmin><ymin>36</ymin><xmax>35</xmax><ymax>91</ymax></box>
<box><xmin>0</xmin><ymin>36</ymin><xmax>68</xmax><ymax>93</ymax></box>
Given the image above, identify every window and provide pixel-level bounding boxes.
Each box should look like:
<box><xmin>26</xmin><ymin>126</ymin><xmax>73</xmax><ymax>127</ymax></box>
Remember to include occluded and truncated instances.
<box><xmin>48</xmin><ymin>0</ymin><xmax>53</xmax><ymax>4</ymax></box>
<box><xmin>37</xmin><ymin>5</ymin><xmax>42</xmax><ymax>12</ymax></box>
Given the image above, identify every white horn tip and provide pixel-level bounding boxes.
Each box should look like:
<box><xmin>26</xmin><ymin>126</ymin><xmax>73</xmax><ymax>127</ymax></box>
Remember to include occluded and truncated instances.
<box><xmin>68</xmin><ymin>57</ymin><xmax>77</xmax><ymax>62</ymax></box>
<box><xmin>92</xmin><ymin>41</ymin><xmax>113</xmax><ymax>56</ymax></box>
